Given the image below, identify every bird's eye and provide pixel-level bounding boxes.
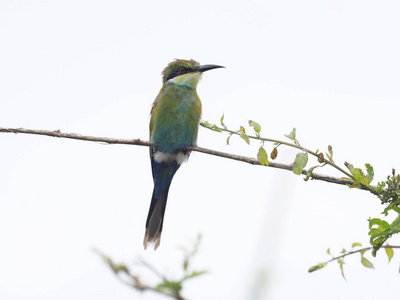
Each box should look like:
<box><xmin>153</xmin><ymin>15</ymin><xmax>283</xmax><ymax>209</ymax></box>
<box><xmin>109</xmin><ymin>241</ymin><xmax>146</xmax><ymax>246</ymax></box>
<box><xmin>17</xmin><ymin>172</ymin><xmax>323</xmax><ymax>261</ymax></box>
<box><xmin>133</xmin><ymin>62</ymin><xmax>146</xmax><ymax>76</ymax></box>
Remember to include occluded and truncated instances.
<box><xmin>178</xmin><ymin>67</ymin><xmax>186</xmax><ymax>73</ymax></box>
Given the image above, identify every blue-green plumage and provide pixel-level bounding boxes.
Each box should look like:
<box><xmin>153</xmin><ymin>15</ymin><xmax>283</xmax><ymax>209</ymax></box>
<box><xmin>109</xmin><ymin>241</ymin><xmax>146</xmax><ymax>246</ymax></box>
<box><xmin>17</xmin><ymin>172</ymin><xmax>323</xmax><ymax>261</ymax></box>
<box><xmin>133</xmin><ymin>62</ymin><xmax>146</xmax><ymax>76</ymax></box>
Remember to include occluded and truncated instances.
<box><xmin>144</xmin><ymin>59</ymin><xmax>224</xmax><ymax>250</ymax></box>
<box><xmin>151</xmin><ymin>83</ymin><xmax>201</xmax><ymax>152</ymax></box>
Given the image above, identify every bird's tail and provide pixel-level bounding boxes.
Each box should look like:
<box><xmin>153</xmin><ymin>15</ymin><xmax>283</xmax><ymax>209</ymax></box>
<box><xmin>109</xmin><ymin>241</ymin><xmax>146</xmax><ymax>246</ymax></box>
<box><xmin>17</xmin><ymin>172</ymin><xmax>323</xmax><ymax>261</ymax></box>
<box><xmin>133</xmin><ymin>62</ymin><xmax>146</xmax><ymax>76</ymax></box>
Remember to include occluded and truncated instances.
<box><xmin>144</xmin><ymin>154</ymin><xmax>180</xmax><ymax>250</ymax></box>
<box><xmin>143</xmin><ymin>185</ymin><xmax>171</xmax><ymax>250</ymax></box>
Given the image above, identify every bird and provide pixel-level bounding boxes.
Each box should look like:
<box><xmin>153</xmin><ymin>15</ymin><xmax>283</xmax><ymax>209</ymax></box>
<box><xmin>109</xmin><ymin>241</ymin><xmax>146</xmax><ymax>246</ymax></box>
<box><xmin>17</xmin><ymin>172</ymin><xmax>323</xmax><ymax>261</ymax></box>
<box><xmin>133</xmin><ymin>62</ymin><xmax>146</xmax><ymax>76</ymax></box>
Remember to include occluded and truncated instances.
<box><xmin>144</xmin><ymin>59</ymin><xmax>224</xmax><ymax>250</ymax></box>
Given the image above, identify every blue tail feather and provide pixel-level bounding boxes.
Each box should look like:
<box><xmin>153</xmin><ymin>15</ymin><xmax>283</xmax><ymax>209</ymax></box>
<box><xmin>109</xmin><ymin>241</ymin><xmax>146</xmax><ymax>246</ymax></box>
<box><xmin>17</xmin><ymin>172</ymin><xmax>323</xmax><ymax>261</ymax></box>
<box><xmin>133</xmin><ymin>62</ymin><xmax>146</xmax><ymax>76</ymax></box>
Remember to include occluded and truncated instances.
<box><xmin>144</xmin><ymin>150</ymin><xmax>182</xmax><ymax>249</ymax></box>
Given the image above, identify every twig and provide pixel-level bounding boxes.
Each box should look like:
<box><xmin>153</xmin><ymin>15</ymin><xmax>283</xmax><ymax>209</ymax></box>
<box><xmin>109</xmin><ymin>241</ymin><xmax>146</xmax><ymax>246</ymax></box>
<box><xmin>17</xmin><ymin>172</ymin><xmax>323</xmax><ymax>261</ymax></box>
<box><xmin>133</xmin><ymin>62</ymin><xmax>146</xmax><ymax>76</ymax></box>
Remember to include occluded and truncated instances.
<box><xmin>324</xmin><ymin>245</ymin><xmax>400</xmax><ymax>265</ymax></box>
<box><xmin>94</xmin><ymin>249</ymin><xmax>186</xmax><ymax>300</ymax></box>
<box><xmin>137</xmin><ymin>257</ymin><xmax>167</xmax><ymax>281</ymax></box>
<box><xmin>0</xmin><ymin>126</ymin><xmax>362</xmax><ymax>189</ymax></box>
<box><xmin>0</xmin><ymin>127</ymin><xmax>151</xmax><ymax>146</ymax></box>
<box><xmin>193</xmin><ymin>145</ymin><xmax>356</xmax><ymax>187</ymax></box>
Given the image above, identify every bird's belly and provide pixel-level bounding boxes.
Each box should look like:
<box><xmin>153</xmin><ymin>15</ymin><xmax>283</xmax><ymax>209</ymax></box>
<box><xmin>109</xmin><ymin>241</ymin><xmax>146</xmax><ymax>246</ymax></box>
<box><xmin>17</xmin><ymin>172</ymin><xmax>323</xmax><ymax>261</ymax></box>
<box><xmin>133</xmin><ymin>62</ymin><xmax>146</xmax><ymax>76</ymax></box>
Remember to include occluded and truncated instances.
<box><xmin>153</xmin><ymin>150</ymin><xmax>189</xmax><ymax>165</ymax></box>
<box><xmin>152</xmin><ymin>120</ymin><xmax>197</xmax><ymax>152</ymax></box>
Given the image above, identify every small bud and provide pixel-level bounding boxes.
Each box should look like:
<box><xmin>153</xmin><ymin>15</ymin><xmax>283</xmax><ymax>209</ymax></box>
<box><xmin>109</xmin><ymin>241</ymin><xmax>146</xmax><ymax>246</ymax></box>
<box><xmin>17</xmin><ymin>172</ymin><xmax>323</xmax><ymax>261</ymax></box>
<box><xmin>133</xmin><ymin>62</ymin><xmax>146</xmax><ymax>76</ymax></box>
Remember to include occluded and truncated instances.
<box><xmin>328</xmin><ymin>145</ymin><xmax>333</xmax><ymax>156</ymax></box>
<box><xmin>344</xmin><ymin>162</ymin><xmax>354</xmax><ymax>173</ymax></box>
<box><xmin>317</xmin><ymin>153</ymin><xmax>324</xmax><ymax>163</ymax></box>
<box><xmin>271</xmin><ymin>147</ymin><xmax>278</xmax><ymax>160</ymax></box>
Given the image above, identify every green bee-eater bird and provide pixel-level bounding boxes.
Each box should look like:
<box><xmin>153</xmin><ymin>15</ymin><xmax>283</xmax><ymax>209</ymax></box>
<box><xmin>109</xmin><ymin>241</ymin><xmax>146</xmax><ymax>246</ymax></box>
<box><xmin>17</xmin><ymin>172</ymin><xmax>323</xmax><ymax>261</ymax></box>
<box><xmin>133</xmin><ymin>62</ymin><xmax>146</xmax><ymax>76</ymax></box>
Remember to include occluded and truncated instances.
<box><xmin>144</xmin><ymin>59</ymin><xmax>224</xmax><ymax>250</ymax></box>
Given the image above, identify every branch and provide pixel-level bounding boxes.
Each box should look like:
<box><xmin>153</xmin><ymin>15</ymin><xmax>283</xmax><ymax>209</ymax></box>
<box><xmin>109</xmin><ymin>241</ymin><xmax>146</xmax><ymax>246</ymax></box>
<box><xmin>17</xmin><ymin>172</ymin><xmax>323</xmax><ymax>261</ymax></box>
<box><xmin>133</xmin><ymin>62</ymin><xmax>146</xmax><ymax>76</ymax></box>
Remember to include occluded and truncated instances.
<box><xmin>0</xmin><ymin>127</ymin><xmax>151</xmax><ymax>147</ymax></box>
<box><xmin>309</xmin><ymin>245</ymin><xmax>400</xmax><ymax>276</ymax></box>
<box><xmin>93</xmin><ymin>235</ymin><xmax>204</xmax><ymax>299</ymax></box>
<box><xmin>193</xmin><ymin>145</ymin><xmax>356</xmax><ymax>187</ymax></box>
<box><xmin>323</xmin><ymin>245</ymin><xmax>400</xmax><ymax>265</ymax></box>
<box><xmin>0</xmin><ymin>126</ymin><xmax>359</xmax><ymax>188</ymax></box>
<box><xmin>94</xmin><ymin>249</ymin><xmax>186</xmax><ymax>300</ymax></box>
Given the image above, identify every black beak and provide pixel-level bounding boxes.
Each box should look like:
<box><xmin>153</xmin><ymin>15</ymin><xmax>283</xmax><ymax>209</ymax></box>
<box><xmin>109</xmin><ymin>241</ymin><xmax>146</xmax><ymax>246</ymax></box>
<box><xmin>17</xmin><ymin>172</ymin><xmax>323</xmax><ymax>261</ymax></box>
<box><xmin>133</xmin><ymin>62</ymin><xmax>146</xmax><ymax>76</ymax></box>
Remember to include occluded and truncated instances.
<box><xmin>197</xmin><ymin>64</ymin><xmax>225</xmax><ymax>73</ymax></box>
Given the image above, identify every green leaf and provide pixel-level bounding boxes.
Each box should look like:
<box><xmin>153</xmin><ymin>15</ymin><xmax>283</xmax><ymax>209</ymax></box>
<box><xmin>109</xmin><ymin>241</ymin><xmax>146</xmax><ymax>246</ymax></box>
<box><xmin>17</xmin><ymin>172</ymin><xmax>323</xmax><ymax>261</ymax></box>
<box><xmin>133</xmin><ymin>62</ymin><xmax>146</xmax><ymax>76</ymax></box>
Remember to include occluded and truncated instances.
<box><xmin>226</xmin><ymin>133</ymin><xmax>232</xmax><ymax>145</ymax></box>
<box><xmin>308</xmin><ymin>263</ymin><xmax>326</xmax><ymax>272</ymax></box>
<box><xmin>249</xmin><ymin>120</ymin><xmax>261</xmax><ymax>134</ymax></box>
<box><xmin>304</xmin><ymin>165</ymin><xmax>318</xmax><ymax>181</ymax></box>
<box><xmin>380</xmin><ymin>220</ymin><xmax>391</xmax><ymax>230</ymax></box>
<box><xmin>257</xmin><ymin>146</ymin><xmax>269</xmax><ymax>166</ymax></box>
<box><xmin>182</xmin><ymin>270</ymin><xmax>208</xmax><ymax>281</ymax></box>
<box><xmin>376</xmin><ymin>181</ymin><xmax>386</xmax><ymax>193</ymax></box>
<box><xmin>183</xmin><ymin>258</ymin><xmax>189</xmax><ymax>271</ymax></box>
<box><xmin>369</xmin><ymin>218</ymin><xmax>390</xmax><ymax>231</ymax></box>
<box><xmin>365</xmin><ymin>163</ymin><xmax>374</xmax><ymax>181</ymax></box>
<box><xmin>327</xmin><ymin>248</ymin><xmax>331</xmax><ymax>255</ymax></box>
<box><xmin>361</xmin><ymin>256</ymin><xmax>374</xmax><ymax>269</ymax></box>
<box><xmin>293</xmin><ymin>152</ymin><xmax>308</xmax><ymax>175</ymax></box>
<box><xmin>385</xmin><ymin>247</ymin><xmax>394</xmax><ymax>262</ymax></box>
<box><xmin>199</xmin><ymin>121</ymin><xmax>212</xmax><ymax>128</ymax></box>
<box><xmin>369</xmin><ymin>218</ymin><xmax>384</xmax><ymax>229</ymax></box>
<box><xmin>363</xmin><ymin>176</ymin><xmax>373</xmax><ymax>185</ymax></box>
<box><xmin>240</xmin><ymin>133</ymin><xmax>250</xmax><ymax>144</ymax></box>
<box><xmin>352</xmin><ymin>168</ymin><xmax>365</xmax><ymax>183</ymax></box>
<box><xmin>199</xmin><ymin>121</ymin><xmax>221</xmax><ymax>132</ymax></box>
<box><xmin>338</xmin><ymin>259</ymin><xmax>346</xmax><ymax>280</ymax></box>
<box><xmin>352</xmin><ymin>242</ymin><xmax>362</xmax><ymax>248</ymax></box>
<box><xmin>220</xmin><ymin>114</ymin><xmax>226</xmax><ymax>128</ymax></box>
<box><xmin>393</xmin><ymin>206</ymin><xmax>400</xmax><ymax>214</ymax></box>
<box><xmin>369</xmin><ymin>226</ymin><xmax>396</xmax><ymax>252</ymax></box>
<box><xmin>284</xmin><ymin>127</ymin><xmax>296</xmax><ymax>140</ymax></box>
<box><xmin>239</xmin><ymin>126</ymin><xmax>250</xmax><ymax>145</ymax></box>
<box><xmin>368</xmin><ymin>228</ymin><xmax>381</xmax><ymax>236</ymax></box>
<box><xmin>363</xmin><ymin>163</ymin><xmax>374</xmax><ymax>184</ymax></box>
<box><xmin>212</xmin><ymin>125</ymin><xmax>222</xmax><ymax>132</ymax></box>
<box><xmin>156</xmin><ymin>280</ymin><xmax>182</xmax><ymax>292</ymax></box>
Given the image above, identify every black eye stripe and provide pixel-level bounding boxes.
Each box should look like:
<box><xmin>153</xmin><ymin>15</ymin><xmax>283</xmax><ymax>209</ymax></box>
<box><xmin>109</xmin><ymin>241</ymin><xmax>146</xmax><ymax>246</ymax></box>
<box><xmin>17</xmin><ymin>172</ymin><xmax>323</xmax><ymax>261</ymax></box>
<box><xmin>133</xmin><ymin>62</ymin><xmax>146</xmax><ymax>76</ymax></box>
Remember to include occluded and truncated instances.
<box><xmin>178</xmin><ymin>67</ymin><xmax>193</xmax><ymax>74</ymax></box>
<box><xmin>167</xmin><ymin>67</ymin><xmax>194</xmax><ymax>80</ymax></box>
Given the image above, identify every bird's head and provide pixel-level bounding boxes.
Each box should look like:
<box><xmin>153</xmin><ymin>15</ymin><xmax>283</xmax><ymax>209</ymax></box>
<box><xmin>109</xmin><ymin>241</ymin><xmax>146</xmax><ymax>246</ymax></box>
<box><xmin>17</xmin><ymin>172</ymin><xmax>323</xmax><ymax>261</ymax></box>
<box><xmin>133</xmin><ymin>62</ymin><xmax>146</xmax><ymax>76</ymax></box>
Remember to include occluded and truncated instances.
<box><xmin>162</xmin><ymin>59</ymin><xmax>224</xmax><ymax>89</ymax></box>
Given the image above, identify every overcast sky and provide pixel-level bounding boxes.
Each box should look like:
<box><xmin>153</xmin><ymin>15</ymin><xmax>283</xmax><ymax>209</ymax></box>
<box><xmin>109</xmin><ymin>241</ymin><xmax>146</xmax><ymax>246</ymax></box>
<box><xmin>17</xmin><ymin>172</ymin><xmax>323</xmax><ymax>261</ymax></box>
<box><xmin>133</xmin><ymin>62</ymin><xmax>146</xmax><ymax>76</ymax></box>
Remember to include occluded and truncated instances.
<box><xmin>1</xmin><ymin>1</ymin><xmax>400</xmax><ymax>299</ymax></box>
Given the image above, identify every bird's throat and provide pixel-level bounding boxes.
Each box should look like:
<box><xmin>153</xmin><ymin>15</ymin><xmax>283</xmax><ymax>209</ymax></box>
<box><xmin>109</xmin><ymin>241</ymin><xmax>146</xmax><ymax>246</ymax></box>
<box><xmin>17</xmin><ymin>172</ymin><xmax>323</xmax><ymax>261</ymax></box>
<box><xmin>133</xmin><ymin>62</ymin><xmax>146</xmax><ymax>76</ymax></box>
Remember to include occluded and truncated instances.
<box><xmin>168</xmin><ymin>72</ymin><xmax>202</xmax><ymax>90</ymax></box>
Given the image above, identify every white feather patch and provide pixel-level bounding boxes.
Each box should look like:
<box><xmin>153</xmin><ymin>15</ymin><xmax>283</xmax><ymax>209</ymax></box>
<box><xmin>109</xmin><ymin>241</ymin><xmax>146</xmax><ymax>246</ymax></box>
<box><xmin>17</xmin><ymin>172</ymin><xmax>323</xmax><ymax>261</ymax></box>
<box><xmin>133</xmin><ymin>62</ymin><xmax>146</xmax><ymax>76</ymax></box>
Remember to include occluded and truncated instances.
<box><xmin>153</xmin><ymin>151</ymin><xmax>189</xmax><ymax>165</ymax></box>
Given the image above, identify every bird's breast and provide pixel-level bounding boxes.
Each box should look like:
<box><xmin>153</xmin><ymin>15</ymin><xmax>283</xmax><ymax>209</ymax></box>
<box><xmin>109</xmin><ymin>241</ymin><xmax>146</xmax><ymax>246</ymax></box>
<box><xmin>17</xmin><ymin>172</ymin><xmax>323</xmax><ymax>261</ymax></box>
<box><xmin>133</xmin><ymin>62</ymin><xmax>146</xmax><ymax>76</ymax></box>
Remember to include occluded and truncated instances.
<box><xmin>150</xmin><ymin>87</ymin><xmax>202</xmax><ymax>153</ymax></box>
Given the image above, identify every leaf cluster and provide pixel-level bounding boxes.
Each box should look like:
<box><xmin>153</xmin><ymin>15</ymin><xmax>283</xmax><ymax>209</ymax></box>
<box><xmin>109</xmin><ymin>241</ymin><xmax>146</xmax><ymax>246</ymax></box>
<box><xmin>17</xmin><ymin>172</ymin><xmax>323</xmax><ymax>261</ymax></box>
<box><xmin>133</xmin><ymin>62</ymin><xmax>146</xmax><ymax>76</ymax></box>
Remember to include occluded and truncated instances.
<box><xmin>201</xmin><ymin>115</ymin><xmax>400</xmax><ymax>272</ymax></box>
<box><xmin>309</xmin><ymin>243</ymin><xmax>398</xmax><ymax>279</ymax></box>
<box><xmin>376</xmin><ymin>169</ymin><xmax>400</xmax><ymax>215</ymax></box>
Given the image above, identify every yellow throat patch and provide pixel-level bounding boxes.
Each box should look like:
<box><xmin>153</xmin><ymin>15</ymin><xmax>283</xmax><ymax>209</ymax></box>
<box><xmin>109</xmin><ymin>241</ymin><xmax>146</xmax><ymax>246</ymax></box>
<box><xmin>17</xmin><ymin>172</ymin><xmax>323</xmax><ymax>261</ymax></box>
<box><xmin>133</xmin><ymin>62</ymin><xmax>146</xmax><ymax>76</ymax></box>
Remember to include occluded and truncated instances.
<box><xmin>168</xmin><ymin>72</ymin><xmax>202</xmax><ymax>89</ymax></box>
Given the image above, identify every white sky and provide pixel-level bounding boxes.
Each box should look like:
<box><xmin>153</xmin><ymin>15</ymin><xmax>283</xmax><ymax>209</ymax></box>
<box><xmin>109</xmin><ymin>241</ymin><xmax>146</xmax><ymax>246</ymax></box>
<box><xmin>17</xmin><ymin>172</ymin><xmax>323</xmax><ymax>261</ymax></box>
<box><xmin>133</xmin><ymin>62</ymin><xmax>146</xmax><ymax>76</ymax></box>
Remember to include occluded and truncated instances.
<box><xmin>1</xmin><ymin>0</ymin><xmax>400</xmax><ymax>299</ymax></box>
